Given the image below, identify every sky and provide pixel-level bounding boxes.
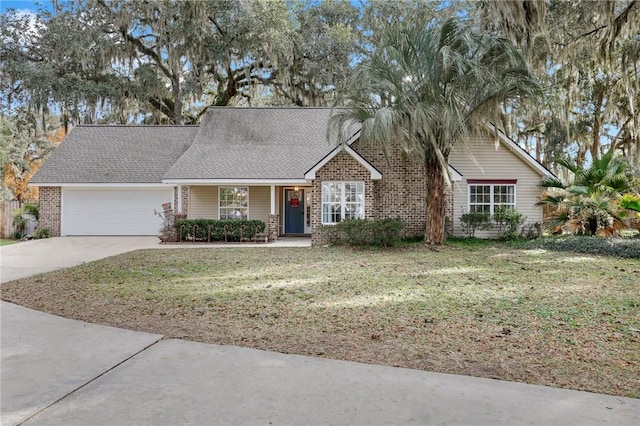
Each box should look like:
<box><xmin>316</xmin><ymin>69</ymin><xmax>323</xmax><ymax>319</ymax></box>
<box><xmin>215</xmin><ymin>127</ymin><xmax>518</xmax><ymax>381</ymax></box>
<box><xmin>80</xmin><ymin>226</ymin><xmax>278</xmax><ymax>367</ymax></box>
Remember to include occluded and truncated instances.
<box><xmin>0</xmin><ymin>0</ymin><xmax>48</xmax><ymax>13</ymax></box>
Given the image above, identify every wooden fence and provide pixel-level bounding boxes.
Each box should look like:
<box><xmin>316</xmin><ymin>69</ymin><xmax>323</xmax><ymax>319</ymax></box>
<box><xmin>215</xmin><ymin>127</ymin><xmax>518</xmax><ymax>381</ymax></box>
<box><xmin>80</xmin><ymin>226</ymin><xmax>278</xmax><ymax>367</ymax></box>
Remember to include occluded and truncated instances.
<box><xmin>0</xmin><ymin>200</ymin><xmax>21</xmax><ymax>238</ymax></box>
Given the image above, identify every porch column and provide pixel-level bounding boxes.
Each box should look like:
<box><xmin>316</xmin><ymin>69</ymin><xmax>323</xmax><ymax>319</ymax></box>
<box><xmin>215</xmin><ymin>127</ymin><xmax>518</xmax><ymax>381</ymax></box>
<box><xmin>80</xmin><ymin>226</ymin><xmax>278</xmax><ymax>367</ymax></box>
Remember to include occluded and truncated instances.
<box><xmin>177</xmin><ymin>184</ymin><xmax>183</xmax><ymax>213</ymax></box>
<box><xmin>270</xmin><ymin>185</ymin><xmax>276</xmax><ymax>214</ymax></box>
<box><xmin>268</xmin><ymin>185</ymin><xmax>279</xmax><ymax>241</ymax></box>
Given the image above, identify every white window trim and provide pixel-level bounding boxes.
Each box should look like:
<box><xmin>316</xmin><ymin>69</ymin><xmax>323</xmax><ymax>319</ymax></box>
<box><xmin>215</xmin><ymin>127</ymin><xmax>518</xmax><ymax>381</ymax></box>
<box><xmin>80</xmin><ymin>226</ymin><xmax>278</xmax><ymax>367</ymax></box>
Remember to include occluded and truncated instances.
<box><xmin>467</xmin><ymin>183</ymin><xmax>517</xmax><ymax>215</ymax></box>
<box><xmin>321</xmin><ymin>181</ymin><xmax>365</xmax><ymax>225</ymax></box>
<box><xmin>218</xmin><ymin>186</ymin><xmax>250</xmax><ymax>220</ymax></box>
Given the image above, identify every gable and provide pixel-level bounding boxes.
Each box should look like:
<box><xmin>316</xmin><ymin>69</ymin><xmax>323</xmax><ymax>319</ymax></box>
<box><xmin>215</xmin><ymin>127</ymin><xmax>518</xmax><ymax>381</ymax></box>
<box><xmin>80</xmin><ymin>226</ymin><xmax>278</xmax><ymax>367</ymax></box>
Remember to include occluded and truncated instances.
<box><xmin>449</xmin><ymin>130</ymin><xmax>554</xmax><ymax>180</ymax></box>
<box><xmin>305</xmin><ymin>145</ymin><xmax>382</xmax><ymax>180</ymax></box>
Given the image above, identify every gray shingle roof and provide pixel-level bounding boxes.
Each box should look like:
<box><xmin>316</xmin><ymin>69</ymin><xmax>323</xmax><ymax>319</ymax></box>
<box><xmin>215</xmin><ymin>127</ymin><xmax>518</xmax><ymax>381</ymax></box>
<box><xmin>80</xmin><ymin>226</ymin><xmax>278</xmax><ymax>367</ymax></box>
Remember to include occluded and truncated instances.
<box><xmin>163</xmin><ymin>107</ymin><xmax>340</xmax><ymax>180</ymax></box>
<box><xmin>31</xmin><ymin>125</ymin><xmax>197</xmax><ymax>184</ymax></box>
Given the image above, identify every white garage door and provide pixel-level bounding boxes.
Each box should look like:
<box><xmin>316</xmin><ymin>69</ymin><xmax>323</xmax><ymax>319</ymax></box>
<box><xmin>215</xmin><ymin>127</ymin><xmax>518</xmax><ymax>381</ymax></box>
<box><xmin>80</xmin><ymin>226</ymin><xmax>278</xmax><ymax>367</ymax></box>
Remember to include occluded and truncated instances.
<box><xmin>62</xmin><ymin>187</ymin><xmax>174</xmax><ymax>236</ymax></box>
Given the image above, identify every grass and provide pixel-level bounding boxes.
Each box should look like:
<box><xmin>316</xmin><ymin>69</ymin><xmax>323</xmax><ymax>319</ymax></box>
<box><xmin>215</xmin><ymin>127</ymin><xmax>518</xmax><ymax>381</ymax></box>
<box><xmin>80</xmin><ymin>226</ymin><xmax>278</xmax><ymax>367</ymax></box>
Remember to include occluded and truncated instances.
<box><xmin>0</xmin><ymin>239</ymin><xmax>18</xmax><ymax>246</ymax></box>
<box><xmin>2</xmin><ymin>242</ymin><xmax>639</xmax><ymax>397</ymax></box>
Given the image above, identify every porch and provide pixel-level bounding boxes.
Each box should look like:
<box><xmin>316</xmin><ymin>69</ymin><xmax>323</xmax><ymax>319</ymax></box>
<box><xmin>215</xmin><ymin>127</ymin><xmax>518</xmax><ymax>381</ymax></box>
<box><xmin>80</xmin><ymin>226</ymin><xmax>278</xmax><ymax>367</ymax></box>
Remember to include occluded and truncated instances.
<box><xmin>177</xmin><ymin>184</ymin><xmax>313</xmax><ymax>240</ymax></box>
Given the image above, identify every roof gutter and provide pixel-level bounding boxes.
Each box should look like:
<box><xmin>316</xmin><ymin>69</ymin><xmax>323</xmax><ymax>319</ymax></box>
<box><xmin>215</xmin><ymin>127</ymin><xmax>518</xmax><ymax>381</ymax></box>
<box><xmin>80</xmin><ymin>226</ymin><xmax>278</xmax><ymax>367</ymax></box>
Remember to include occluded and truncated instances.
<box><xmin>161</xmin><ymin>179</ymin><xmax>310</xmax><ymax>186</ymax></box>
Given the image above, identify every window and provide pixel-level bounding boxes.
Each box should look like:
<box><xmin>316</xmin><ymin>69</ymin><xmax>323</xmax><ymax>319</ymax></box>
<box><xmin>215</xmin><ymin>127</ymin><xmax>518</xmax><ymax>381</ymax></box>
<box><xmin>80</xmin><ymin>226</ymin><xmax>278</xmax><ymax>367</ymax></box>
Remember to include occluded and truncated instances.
<box><xmin>468</xmin><ymin>182</ymin><xmax>516</xmax><ymax>214</ymax></box>
<box><xmin>322</xmin><ymin>182</ymin><xmax>364</xmax><ymax>224</ymax></box>
<box><xmin>219</xmin><ymin>187</ymin><xmax>248</xmax><ymax>220</ymax></box>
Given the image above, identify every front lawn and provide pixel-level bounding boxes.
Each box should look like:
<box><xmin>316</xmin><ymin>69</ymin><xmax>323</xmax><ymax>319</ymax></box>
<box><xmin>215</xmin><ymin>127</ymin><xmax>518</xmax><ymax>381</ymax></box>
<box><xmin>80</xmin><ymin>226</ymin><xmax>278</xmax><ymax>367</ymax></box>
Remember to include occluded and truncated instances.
<box><xmin>0</xmin><ymin>239</ymin><xmax>18</xmax><ymax>246</ymax></box>
<box><xmin>2</xmin><ymin>243</ymin><xmax>639</xmax><ymax>397</ymax></box>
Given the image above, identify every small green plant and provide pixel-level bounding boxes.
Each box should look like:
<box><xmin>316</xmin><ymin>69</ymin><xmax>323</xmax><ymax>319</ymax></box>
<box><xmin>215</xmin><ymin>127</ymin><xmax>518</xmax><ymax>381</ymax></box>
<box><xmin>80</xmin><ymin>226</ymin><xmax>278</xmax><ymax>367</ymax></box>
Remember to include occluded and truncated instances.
<box><xmin>32</xmin><ymin>227</ymin><xmax>52</xmax><ymax>239</ymax></box>
<box><xmin>493</xmin><ymin>206</ymin><xmax>526</xmax><ymax>240</ymax></box>
<box><xmin>13</xmin><ymin>211</ymin><xmax>26</xmax><ymax>233</ymax></box>
<box><xmin>22</xmin><ymin>202</ymin><xmax>39</xmax><ymax>219</ymax></box>
<box><xmin>13</xmin><ymin>203</ymin><xmax>40</xmax><ymax>237</ymax></box>
<box><xmin>460</xmin><ymin>211</ymin><xmax>491</xmax><ymax>237</ymax></box>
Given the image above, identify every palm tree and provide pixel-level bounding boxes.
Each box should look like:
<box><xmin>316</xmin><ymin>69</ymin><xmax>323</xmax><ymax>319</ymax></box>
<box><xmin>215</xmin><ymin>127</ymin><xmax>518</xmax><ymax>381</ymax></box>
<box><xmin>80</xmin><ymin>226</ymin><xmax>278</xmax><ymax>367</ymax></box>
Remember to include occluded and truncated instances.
<box><xmin>328</xmin><ymin>19</ymin><xmax>539</xmax><ymax>244</ymax></box>
<box><xmin>538</xmin><ymin>152</ymin><xmax>637</xmax><ymax>236</ymax></box>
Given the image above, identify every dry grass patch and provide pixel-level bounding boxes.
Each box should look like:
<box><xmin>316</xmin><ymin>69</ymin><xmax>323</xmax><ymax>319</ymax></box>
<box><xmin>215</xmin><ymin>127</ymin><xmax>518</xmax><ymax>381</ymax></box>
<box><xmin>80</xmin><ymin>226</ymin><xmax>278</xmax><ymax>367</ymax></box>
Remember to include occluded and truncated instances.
<box><xmin>2</xmin><ymin>243</ymin><xmax>639</xmax><ymax>397</ymax></box>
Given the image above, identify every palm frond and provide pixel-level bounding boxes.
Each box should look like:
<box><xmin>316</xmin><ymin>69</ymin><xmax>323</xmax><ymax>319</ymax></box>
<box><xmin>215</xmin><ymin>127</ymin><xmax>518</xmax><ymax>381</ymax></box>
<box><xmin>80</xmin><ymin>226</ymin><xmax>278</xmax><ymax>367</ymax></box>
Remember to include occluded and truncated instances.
<box><xmin>539</xmin><ymin>176</ymin><xmax>565</xmax><ymax>189</ymax></box>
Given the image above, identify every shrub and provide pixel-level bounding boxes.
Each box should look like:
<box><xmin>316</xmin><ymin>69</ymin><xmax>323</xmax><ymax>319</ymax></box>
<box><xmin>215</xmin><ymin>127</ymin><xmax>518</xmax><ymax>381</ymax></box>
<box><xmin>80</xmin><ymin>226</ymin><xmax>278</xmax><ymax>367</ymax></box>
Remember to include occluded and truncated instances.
<box><xmin>175</xmin><ymin>219</ymin><xmax>265</xmax><ymax>242</ymax></box>
<box><xmin>460</xmin><ymin>211</ymin><xmax>491</xmax><ymax>237</ymax></box>
<box><xmin>13</xmin><ymin>211</ymin><xmax>26</xmax><ymax>231</ymax></box>
<box><xmin>332</xmin><ymin>218</ymin><xmax>405</xmax><ymax>248</ymax></box>
<box><xmin>22</xmin><ymin>202</ymin><xmax>39</xmax><ymax>219</ymax></box>
<box><xmin>33</xmin><ymin>227</ymin><xmax>52</xmax><ymax>239</ymax></box>
<box><xmin>493</xmin><ymin>207</ymin><xmax>526</xmax><ymax>240</ymax></box>
<box><xmin>520</xmin><ymin>236</ymin><xmax>640</xmax><ymax>259</ymax></box>
<box><xmin>13</xmin><ymin>203</ymin><xmax>40</xmax><ymax>235</ymax></box>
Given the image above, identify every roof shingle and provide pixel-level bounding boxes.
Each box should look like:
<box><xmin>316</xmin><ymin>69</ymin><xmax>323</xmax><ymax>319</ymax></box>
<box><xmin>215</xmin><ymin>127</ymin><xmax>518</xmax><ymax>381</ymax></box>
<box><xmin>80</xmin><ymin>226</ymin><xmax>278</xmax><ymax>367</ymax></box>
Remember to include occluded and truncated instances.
<box><xmin>163</xmin><ymin>107</ymin><xmax>340</xmax><ymax>180</ymax></box>
<box><xmin>31</xmin><ymin>125</ymin><xmax>197</xmax><ymax>184</ymax></box>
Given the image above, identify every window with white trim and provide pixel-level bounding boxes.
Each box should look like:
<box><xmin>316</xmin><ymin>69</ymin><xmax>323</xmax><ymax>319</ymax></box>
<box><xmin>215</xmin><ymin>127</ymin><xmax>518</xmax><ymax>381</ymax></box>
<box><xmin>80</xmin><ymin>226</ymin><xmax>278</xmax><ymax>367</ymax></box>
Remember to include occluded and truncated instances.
<box><xmin>468</xmin><ymin>184</ymin><xmax>515</xmax><ymax>214</ymax></box>
<box><xmin>321</xmin><ymin>181</ymin><xmax>364</xmax><ymax>224</ymax></box>
<box><xmin>219</xmin><ymin>187</ymin><xmax>248</xmax><ymax>220</ymax></box>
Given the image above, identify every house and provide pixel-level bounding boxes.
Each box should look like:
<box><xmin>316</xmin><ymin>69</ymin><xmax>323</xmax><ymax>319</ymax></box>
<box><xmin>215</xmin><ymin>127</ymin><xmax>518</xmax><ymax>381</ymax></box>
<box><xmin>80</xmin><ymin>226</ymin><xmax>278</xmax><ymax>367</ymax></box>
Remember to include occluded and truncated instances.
<box><xmin>31</xmin><ymin>107</ymin><xmax>554</xmax><ymax>242</ymax></box>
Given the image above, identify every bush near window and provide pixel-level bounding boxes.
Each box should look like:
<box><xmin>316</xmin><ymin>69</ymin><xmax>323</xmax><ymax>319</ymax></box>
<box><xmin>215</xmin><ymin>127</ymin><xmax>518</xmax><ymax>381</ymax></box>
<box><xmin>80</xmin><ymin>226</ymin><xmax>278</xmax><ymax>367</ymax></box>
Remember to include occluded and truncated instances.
<box><xmin>493</xmin><ymin>206</ymin><xmax>527</xmax><ymax>240</ymax></box>
<box><xmin>460</xmin><ymin>211</ymin><xmax>492</xmax><ymax>237</ymax></box>
<box><xmin>175</xmin><ymin>219</ymin><xmax>265</xmax><ymax>242</ymax></box>
<box><xmin>322</xmin><ymin>218</ymin><xmax>405</xmax><ymax>247</ymax></box>
<box><xmin>460</xmin><ymin>208</ymin><xmax>533</xmax><ymax>240</ymax></box>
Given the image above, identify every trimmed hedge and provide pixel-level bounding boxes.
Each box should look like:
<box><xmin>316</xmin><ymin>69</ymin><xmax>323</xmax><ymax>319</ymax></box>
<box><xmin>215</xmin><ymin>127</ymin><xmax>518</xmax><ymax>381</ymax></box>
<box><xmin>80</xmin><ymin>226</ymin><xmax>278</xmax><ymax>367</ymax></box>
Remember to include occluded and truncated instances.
<box><xmin>520</xmin><ymin>236</ymin><xmax>640</xmax><ymax>259</ymax></box>
<box><xmin>320</xmin><ymin>218</ymin><xmax>405</xmax><ymax>248</ymax></box>
<box><xmin>175</xmin><ymin>219</ymin><xmax>266</xmax><ymax>242</ymax></box>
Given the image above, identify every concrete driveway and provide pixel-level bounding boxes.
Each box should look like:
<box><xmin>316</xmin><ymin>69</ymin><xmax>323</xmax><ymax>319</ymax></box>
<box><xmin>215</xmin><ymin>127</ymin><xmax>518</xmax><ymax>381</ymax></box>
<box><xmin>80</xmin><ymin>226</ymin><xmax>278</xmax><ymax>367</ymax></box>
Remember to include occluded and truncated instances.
<box><xmin>1</xmin><ymin>236</ymin><xmax>639</xmax><ymax>425</ymax></box>
<box><xmin>0</xmin><ymin>236</ymin><xmax>161</xmax><ymax>283</ymax></box>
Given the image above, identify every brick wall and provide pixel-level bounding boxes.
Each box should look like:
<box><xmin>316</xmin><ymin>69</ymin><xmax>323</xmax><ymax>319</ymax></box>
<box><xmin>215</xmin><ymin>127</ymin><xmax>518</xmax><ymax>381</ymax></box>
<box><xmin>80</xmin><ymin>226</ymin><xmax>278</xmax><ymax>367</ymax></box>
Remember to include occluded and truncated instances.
<box><xmin>312</xmin><ymin>142</ymin><xmax>456</xmax><ymax>243</ymax></box>
<box><xmin>445</xmin><ymin>188</ymin><xmax>454</xmax><ymax>236</ymax></box>
<box><xmin>39</xmin><ymin>186</ymin><xmax>61</xmax><ymax>236</ymax></box>
<box><xmin>181</xmin><ymin>186</ymin><xmax>191</xmax><ymax>217</ymax></box>
<box><xmin>311</xmin><ymin>151</ymin><xmax>375</xmax><ymax>245</ymax></box>
<box><xmin>353</xmin><ymin>142</ymin><xmax>427</xmax><ymax>238</ymax></box>
<box><xmin>268</xmin><ymin>214</ymin><xmax>279</xmax><ymax>241</ymax></box>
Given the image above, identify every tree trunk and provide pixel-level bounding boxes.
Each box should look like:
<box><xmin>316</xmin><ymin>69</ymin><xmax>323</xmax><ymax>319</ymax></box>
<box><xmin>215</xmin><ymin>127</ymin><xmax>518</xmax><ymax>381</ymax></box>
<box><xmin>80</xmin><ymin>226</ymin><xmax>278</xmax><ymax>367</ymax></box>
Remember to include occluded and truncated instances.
<box><xmin>591</xmin><ymin>86</ymin><xmax>604</xmax><ymax>161</ymax></box>
<box><xmin>171</xmin><ymin>76</ymin><xmax>183</xmax><ymax>125</ymax></box>
<box><xmin>424</xmin><ymin>158</ymin><xmax>447</xmax><ymax>245</ymax></box>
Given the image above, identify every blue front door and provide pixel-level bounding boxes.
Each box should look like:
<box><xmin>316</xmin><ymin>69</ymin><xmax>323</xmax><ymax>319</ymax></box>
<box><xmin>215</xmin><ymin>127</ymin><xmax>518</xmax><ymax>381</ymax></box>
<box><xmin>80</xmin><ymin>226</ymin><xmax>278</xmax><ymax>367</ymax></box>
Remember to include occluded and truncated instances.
<box><xmin>284</xmin><ymin>189</ymin><xmax>305</xmax><ymax>234</ymax></box>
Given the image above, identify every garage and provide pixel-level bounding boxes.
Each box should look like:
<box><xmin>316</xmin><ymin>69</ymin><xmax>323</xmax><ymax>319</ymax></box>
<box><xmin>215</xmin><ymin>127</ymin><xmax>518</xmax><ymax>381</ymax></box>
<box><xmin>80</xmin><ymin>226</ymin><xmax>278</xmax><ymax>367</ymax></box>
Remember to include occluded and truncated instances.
<box><xmin>62</xmin><ymin>187</ymin><xmax>174</xmax><ymax>236</ymax></box>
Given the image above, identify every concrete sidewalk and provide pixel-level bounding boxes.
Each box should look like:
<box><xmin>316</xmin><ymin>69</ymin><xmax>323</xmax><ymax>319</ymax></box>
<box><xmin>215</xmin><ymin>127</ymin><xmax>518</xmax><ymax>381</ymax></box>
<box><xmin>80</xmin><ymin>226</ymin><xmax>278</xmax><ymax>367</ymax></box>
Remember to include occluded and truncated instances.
<box><xmin>2</xmin><ymin>301</ymin><xmax>638</xmax><ymax>426</ymax></box>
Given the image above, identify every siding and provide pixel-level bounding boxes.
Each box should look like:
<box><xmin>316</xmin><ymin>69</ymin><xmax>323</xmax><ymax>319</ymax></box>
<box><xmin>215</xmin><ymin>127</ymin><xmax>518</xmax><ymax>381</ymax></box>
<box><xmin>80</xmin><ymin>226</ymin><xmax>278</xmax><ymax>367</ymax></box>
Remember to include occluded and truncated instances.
<box><xmin>449</xmin><ymin>135</ymin><xmax>545</xmax><ymax>238</ymax></box>
<box><xmin>249</xmin><ymin>187</ymin><xmax>270</xmax><ymax>223</ymax></box>
<box><xmin>189</xmin><ymin>186</ymin><xmax>217</xmax><ymax>219</ymax></box>
<box><xmin>189</xmin><ymin>185</ymin><xmax>270</xmax><ymax>223</ymax></box>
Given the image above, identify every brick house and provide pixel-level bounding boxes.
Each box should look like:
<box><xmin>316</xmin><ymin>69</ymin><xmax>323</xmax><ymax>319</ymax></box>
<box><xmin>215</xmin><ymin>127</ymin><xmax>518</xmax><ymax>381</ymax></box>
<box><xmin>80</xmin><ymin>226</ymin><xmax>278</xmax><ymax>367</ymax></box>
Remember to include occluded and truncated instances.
<box><xmin>31</xmin><ymin>107</ymin><xmax>554</xmax><ymax>242</ymax></box>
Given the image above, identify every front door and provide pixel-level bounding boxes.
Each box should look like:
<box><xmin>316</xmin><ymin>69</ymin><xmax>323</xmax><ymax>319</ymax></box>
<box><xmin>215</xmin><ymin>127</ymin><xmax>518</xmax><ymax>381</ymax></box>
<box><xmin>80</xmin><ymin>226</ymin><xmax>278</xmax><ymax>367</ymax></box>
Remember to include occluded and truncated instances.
<box><xmin>284</xmin><ymin>188</ymin><xmax>305</xmax><ymax>234</ymax></box>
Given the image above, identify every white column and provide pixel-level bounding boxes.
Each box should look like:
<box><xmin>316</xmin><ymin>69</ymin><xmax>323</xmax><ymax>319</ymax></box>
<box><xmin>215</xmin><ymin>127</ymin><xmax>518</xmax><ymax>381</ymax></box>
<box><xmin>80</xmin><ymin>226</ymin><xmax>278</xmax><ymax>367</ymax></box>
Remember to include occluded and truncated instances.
<box><xmin>270</xmin><ymin>185</ymin><xmax>276</xmax><ymax>215</ymax></box>
<box><xmin>177</xmin><ymin>185</ymin><xmax>183</xmax><ymax>213</ymax></box>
